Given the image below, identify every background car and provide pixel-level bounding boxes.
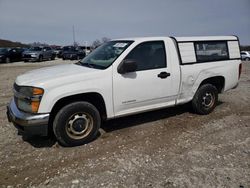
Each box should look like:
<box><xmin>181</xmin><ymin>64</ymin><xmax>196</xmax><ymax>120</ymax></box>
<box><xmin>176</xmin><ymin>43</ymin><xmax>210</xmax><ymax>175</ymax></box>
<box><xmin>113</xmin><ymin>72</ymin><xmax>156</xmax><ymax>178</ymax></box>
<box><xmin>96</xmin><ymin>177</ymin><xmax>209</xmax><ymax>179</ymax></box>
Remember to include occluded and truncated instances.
<box><xmin>79</xmin><ymin>46</ymin><xmax>92</xmax><ymax>56</ymax></box>
<box><xmin>52</xmin><ymin>46</ymin><xmax>62</xmax><ymax>58</ymax></box>
<box><xmin>0</xmin><ymin>47</ymin><xmax>24</xmax><ymax>63</ymax></box>
<box><xmin>62</xmin><ymin>46</ymin><xmax>86</xmax><ymax>60</ymax></box>
<box><xmin>22</xmin><ymin>46</ymin><xmax>56</xmax><ymax>62</ymax></box>
<box><xmin>241</xmin><ymin>51</ymin><xmax>250</xmax><ymax>61</ymax></box>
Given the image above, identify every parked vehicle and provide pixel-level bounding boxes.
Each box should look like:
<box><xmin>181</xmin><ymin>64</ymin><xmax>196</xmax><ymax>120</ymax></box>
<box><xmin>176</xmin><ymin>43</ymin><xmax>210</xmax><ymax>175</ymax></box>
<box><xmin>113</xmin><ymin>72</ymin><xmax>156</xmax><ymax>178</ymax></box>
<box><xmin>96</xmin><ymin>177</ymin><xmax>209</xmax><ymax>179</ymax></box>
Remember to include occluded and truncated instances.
<box><xmin>240</xmin><ymin>51</ymin><xmax>250</xmax><ymax>61</ymax></box>
<box><xmin>62</xmin><ymin>46</ymin><xmax>86</xmax><ymax>60</ymax></box>
<box><xmin>7</xmin><ymin>36</ymin><xmax>241</xmax><ymax>146</ymax></box>
<box><xmin>79</xmin><ymin>46</ymin><xmax>92</xmax><ymax>56</ymax></box>
<box><xmin>0</xmin><ymin>47</ymin><xmax>24</xmax><ymax>63</ymax></box>
<box><xmin>22</xmin><ymin>46</ymin><xmax>56</xmax><ymax>62</ymax></box>
<box><xmin>52</xmin><ymin>46</ymin><xmax>62</xmax><ymax>58</ymax></box>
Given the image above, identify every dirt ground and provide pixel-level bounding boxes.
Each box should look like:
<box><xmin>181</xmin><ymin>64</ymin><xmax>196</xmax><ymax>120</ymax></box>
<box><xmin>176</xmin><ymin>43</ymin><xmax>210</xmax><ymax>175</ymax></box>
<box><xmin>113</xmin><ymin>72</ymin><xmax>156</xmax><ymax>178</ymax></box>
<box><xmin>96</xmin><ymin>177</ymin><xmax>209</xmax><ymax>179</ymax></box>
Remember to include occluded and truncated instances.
<box><xmin>0</xmin><ymin>59</ymin><xmax>249</xmax><ymax>188</ymax></box>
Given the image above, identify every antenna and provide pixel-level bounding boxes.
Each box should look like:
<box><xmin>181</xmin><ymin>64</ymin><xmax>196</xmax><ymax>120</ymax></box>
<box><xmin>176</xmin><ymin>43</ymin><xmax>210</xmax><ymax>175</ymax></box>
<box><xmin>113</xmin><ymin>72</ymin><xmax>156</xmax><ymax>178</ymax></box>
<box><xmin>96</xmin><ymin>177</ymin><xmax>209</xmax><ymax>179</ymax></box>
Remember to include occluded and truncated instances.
<box><xmin>72</xmin><ymin>25</ymin><xmax>76</xmax><ymax>46</ymax></box>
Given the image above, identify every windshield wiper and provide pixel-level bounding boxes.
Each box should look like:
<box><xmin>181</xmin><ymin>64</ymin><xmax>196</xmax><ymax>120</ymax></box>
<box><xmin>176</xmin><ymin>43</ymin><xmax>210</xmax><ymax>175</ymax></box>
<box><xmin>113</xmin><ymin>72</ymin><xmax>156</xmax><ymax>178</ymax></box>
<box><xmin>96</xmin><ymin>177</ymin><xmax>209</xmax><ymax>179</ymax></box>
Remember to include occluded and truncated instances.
<box><xmin>88</xmin><ymin>63</ymin><xmax>106</xmax><ymax>69</ymax></box>
<box><xmin>76</xmin><ymin>61</ymin><xmax>96</xmax><ymax>69</ymax></box>
<box><xmin>75</xmin><ymin>61</ymin><xmax>90</xmax><ymax>67</ymax></box>
<box><xmin>76</xmin><ymin>61</ymin><xmax>106</xmax><ymax>69</ymax></box>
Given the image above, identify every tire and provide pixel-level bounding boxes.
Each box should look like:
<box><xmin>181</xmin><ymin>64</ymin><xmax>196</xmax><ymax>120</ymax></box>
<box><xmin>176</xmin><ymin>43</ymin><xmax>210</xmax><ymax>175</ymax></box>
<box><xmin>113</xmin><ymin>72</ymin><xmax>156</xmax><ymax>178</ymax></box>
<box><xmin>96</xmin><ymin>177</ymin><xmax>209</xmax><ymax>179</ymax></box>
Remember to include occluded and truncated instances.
<box><xmin>38</xmin><ymin>55</ymin><xmax>43</xmax><ymax>62</ymax></box>
<box><xmin>53</xmin><ymin>101</ymin><xmax>101</xmax><ymax>147</ymax></box>
<box><xmin>51</xmin><ymin>55</ymin><xmax>56</xmax><ymax>60</ymax></box>
<box><xmin>192</xmin><ymin>84</ymin><xmax>218</xmax><ymax>115</ymax></box>
<box><xmin>5</xmin><ymin>57</ymin><xmax>10</xmax><ymax>63</ymax></box>
<box><xmin>245</xmin><ymin>57</ymin><xmax>250</xmax><ymax>61</ymax></box>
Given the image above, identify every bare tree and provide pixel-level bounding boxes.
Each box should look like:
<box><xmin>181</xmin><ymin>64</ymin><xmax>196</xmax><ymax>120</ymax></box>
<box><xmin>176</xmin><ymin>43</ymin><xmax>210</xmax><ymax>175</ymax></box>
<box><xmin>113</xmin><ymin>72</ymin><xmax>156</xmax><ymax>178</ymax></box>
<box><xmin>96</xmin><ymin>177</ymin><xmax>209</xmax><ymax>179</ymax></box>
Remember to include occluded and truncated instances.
<box><xmin>92</xmin><ymin>37</ymin><xmax>111</xmax><ymax>49</ymax></box>
<box><xmin>102</xmin><ymin>37</ymin><xmax>111</xmax><ymax>43</ymax></box>
<box><xmin>92</xmin><ymin>39</ymin><xmax>102</xmax><ymax>49</ymax></box>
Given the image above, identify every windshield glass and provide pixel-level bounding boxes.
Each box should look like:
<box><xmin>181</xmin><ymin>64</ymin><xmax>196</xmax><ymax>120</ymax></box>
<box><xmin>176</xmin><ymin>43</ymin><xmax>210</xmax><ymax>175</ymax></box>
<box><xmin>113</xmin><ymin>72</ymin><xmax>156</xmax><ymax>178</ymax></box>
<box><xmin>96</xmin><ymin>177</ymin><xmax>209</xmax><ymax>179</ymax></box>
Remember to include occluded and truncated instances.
<box><xmin>0</xmin><ymin>48</ymin><xmax>8</xmax><ymax>54</ymax></box>
<box><xmin>79</xmin><ymin>40</ymin><xmax>133</xmax><ymax>69</ymax></box>
<box><xmin>29</xmin><ymin>47</ymin><xmax>42</xmax><ymax>51</ymax></box>
<box><xmin>63</xmin><ymin>46</ymin><xmax>76</xmax><ymax>51</ymax></box>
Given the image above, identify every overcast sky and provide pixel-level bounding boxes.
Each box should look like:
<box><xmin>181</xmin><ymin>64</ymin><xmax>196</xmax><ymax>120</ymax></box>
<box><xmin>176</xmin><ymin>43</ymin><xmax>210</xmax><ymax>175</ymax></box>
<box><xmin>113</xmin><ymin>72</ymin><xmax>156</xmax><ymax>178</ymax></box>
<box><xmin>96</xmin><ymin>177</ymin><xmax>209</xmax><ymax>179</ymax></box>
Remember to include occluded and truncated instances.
<box><xmin>0</xmin><ymin>0</ymin><xmax>249</xmax><ymax>46</ymax></box>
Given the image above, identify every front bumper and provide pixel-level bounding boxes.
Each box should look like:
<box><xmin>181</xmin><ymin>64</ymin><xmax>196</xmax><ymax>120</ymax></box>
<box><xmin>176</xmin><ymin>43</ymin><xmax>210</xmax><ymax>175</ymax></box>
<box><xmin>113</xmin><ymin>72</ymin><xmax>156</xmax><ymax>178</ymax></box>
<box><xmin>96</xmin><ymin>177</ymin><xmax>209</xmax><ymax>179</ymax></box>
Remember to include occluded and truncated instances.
<box><xmin>22</xmin><ymin>54</ymin><xmax>39</xmax><ymax>61</ymax></box>
<box><xmin>63</xmin><ymin>53</ymin><xmax>79</xmax><ymax>60</ymax></box>
<box><xmin>23</xmin><ymin>57</ymin><xmax>39</xmax><ymax>62</ymax></box>
<box><xmin>0</xmin><ymin>56</ymin><xmax>6</xmax><ymax>63</ymax></box>
<box><xmin>7</xmin><ymin>99</ymin><xmax>50</xmax><ymax>136</ymax></box>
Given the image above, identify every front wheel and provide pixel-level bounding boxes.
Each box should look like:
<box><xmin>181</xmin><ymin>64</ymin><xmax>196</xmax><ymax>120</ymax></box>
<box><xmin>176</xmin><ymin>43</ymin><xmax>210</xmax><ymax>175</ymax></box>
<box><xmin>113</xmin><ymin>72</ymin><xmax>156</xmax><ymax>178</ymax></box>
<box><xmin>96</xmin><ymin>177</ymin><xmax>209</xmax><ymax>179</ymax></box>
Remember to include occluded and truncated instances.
<box><xmin>245</xmin><ymin>57</ymin><xmax>250</xmax><ymax>61</ymax></box>
<box><xmin>192</xmin><ymin>84</ymin><xmax>218</xmax><ymax>115</ymax></box>
<box><xmin>5</xmin><ymin>57</ymin><xmax>10</xmax><ymax>63</ymax></box>
<box><xmin>38</xmin><ymin>55</ymin><xmax>43</xmax><ymax>62</ymax></box>
<box><xmin>51</xmin><ymin>54</ymin><xmax>56</xmax><ymax>60</ymax></box>
<box><xmin>53</xmin><ymin>102</ymin><xmax>101</xmax><ymax>146</ymax></box>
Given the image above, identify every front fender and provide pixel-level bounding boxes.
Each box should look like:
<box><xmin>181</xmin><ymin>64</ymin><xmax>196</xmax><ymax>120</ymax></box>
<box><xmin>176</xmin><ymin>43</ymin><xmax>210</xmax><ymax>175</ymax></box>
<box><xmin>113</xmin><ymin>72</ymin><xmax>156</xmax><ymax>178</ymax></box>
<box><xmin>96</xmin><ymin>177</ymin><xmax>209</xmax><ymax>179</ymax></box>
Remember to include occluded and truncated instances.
<box><xmin>38</xmin><ymin>82</ymin><xmax>113</xmax><ymax>118</ymax></box>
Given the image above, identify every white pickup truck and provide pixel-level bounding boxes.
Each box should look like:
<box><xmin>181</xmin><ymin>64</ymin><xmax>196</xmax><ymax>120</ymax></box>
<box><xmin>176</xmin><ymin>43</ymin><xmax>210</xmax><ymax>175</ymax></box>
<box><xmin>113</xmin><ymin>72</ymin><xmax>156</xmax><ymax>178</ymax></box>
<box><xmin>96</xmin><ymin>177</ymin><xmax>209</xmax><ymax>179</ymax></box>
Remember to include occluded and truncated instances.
<box><xmin>7</xmin><ymin>36</ymin><xmax>242</xmax><ymax>146</ymax></box>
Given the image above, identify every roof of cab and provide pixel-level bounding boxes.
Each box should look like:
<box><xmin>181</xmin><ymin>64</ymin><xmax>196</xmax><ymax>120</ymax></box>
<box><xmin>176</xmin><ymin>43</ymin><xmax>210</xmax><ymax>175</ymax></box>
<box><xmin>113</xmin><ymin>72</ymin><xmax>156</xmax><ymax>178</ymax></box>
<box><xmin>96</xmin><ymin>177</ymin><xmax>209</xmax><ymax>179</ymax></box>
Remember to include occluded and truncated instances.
<box><xmin>113</xmin><ymin>36</ymin><xmax>167</xmax><ymax>42</ymax></box>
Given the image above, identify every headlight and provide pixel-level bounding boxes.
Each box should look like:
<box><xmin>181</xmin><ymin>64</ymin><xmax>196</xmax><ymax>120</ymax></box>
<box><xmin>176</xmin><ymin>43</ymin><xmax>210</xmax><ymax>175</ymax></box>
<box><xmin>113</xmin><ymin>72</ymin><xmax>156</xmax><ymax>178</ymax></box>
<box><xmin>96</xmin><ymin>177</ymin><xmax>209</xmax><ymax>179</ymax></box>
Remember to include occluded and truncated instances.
<box><xmin>14</xmin><ymin>84</ymin><xmax>44</xmax><ymax>113</ymax></box>
<box><xmin>31</xmin><ymin>53</ymin><xmax>38</xmax><ymax>57</ymax></box>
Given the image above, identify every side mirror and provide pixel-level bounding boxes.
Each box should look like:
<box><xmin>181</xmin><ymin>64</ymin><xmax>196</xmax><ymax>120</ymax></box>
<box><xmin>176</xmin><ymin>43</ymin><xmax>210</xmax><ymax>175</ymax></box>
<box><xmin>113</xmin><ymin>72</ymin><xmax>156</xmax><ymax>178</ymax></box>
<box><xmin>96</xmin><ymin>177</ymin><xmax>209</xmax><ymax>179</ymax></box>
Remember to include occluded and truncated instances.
<box><xmin>118</xmin><ymin>60</ymin><xmax>137</xmax><ymax>74</ymax></box>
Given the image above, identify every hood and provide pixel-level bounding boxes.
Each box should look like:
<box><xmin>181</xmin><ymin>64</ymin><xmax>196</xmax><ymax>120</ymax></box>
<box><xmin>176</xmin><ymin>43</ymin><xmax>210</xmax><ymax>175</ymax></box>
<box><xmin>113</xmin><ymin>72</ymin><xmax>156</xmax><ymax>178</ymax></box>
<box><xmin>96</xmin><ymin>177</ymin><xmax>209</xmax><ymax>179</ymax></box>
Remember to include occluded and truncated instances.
<box><xmin>15</xmin><ymin>64</ymin><xmax>100</xmax><ymax>87</ymax></box>
<box><xmin>23</xmin><ymin>50</ymin><xmax>41</xmax><ymax>54</ymax></box>
<box><xmin>63</xmin><ymin>51</ymin><xmax>78</xmax><ymax>54</ymax></box>
<box><xmin>0</xmin><ymin>51</ymin><xmax>8</xmax><ymax>55</ymax></box>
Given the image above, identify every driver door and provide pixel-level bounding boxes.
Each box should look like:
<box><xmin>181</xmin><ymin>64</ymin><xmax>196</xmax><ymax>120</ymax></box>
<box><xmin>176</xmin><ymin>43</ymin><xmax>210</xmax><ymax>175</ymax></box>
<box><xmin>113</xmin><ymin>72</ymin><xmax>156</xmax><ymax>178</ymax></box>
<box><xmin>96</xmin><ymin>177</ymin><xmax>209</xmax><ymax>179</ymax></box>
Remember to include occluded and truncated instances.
<box><xmin>113</xmin><ymin>41</ymin><xmax>176</xmax><ymax>117</ymax></box>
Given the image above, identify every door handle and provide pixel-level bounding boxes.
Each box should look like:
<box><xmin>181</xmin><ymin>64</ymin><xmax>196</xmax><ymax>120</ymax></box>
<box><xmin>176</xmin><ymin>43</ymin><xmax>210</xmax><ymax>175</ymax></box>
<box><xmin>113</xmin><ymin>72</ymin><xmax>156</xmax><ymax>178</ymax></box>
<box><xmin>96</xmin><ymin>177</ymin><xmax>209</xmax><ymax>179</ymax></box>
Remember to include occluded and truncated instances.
<box><xmin>158</xmin><ymin>72</ymin><xmax>171</xmax><ymax>79</ymax></box>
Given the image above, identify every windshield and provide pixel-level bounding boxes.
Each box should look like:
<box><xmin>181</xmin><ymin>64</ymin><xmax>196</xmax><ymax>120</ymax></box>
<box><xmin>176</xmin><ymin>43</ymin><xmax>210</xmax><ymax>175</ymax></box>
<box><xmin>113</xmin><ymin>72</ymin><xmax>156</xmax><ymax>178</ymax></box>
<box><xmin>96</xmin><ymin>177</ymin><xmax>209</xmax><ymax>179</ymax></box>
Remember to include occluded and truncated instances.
<box><xmin>0</xmin><ymin>48</ymin><xmax>8</xmax><ymax>54</ymax></box>
<box><xmin>29</xmin><ymin>47</ymin><xmax>42</xmax><ymax>51</ymax></box>
<box><xmin>79</xmin><ymin>40</ymin><xmax>133</xmax><ymax>69</ymax></box>
<box><xmin>63</xmin><ymin>46</ymin><xmax>76</xmax><ymax>51</ymax></box>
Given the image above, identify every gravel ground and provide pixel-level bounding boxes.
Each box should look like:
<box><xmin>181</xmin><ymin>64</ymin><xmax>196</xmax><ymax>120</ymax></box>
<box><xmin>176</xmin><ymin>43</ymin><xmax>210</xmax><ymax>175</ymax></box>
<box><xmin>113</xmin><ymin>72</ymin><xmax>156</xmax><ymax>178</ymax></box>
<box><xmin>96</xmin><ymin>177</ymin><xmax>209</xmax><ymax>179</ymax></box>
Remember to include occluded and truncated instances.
<box><xmin>0</xmin><ymin>59</ymin><xmax>249</xmax><ymax>188</ymax></box>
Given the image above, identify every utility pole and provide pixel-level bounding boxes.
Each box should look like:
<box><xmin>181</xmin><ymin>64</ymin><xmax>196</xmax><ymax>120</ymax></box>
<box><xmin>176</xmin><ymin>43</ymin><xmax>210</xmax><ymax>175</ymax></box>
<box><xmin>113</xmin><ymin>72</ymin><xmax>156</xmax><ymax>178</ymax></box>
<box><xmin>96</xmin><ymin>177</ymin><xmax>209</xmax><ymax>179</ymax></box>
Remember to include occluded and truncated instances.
<box><xmin>85</xmin><ymin>41</ymin><xmax>88</xmax><ymax>54</ymax></box>
<box><xmin>72</xmin><ymin>25</ymin><xmax>76</xmax><ymax>46</ymax></box>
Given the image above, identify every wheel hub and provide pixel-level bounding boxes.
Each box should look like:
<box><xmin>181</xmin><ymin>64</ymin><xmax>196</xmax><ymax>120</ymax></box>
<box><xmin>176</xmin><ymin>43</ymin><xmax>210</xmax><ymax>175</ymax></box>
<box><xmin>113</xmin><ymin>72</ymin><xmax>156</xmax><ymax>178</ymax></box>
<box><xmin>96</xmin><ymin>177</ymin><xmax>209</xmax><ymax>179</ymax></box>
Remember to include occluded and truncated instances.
<box><xmin>72</xmin><ymin>118</ymin><xmax>87</xmax><ymax>132</ymax></box>
<box><xmin>202</xmin><ymin>92</ymin><xmax>214</xmax><ymax>108</ymax></box>
<box><xmin>66</xmin><ymin>113</ymin><xmax>93</xmax><ymax>139</ymax></box>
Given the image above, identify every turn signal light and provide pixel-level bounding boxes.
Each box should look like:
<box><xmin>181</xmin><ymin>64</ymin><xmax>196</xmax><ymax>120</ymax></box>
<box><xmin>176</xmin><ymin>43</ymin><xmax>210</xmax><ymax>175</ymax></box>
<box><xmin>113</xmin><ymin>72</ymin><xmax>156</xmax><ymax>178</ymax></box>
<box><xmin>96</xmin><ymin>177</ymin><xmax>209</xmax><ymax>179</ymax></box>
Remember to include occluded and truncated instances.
<box><xmin>33</xmin><ymin>88</ymin><xmax>44</xmax><ymax>95</ymax></box>
<box><xmin>31</xmin><ymin>101</ymin><xmax>40</xmax><ymax>113</ymax></box>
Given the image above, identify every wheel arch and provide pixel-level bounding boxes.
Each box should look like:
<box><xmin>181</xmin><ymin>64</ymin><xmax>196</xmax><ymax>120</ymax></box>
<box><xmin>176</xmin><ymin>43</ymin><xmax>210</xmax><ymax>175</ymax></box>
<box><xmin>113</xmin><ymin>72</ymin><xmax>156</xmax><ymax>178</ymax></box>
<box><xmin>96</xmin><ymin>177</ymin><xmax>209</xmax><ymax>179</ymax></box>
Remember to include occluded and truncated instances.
<box><xmin>198</xmin><ymin>76</ymin><xmax>225</xmax><ymax>93</ymax></box>
<box><xmin>49</xmin><ymin>92</ymin><xmax>107</xmax><ymax>127</ymax></box>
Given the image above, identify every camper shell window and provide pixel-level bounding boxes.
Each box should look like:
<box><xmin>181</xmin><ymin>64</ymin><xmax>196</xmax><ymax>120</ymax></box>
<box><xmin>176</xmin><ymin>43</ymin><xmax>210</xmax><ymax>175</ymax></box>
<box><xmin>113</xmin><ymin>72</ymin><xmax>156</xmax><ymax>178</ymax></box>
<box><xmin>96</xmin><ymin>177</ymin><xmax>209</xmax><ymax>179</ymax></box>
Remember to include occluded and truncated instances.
<box><xmin>194</xmin><ymin>41</ymin><xmax>229</xmax><ymax>62</ymax></box>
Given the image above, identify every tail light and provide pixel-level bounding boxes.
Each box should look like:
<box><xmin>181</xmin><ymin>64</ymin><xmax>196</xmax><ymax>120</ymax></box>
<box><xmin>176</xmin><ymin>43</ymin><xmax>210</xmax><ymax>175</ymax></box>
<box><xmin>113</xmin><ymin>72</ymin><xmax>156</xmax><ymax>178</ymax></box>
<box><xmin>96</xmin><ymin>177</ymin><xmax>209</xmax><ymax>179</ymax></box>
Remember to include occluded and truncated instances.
<box><xmin>239</xmin><ymin>63</ymin><xmax>242</xmax><ymax>79</ymax></box>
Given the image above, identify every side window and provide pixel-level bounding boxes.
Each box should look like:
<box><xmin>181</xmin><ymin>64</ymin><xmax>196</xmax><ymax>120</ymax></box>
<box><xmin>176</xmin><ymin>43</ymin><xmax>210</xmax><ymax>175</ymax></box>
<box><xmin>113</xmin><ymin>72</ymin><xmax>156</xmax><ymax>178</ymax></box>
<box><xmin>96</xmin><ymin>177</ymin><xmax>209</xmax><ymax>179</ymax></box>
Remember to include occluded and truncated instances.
<box><xmin>194</xmin><ymin>41</ymin><xmax>229</xmax><ymax>62</ymax></box>
<box><xmin>124</xmin><ymin>41</ymin><xmax>166</xmax><ymax>71</ymax></box>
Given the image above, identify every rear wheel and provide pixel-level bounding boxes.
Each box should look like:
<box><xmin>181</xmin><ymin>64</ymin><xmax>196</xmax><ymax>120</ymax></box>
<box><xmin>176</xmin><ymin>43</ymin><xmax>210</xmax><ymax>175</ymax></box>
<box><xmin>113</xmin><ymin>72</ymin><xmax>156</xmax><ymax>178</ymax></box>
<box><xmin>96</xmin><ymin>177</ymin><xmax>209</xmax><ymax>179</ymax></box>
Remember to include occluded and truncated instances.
<box><xmin>53</xmin><ymin>101</ymin><xmax>101</xmax><ymax>146</ymax></box>
<box><xmin>192</xmin><ymin>84</ymin><xmax>218</xmax><ymax>115</ymax></box>
<box><xmin>245</xmin><ymin>57</ymin><xmax>250</xmax><ymax>61</ymax></box>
